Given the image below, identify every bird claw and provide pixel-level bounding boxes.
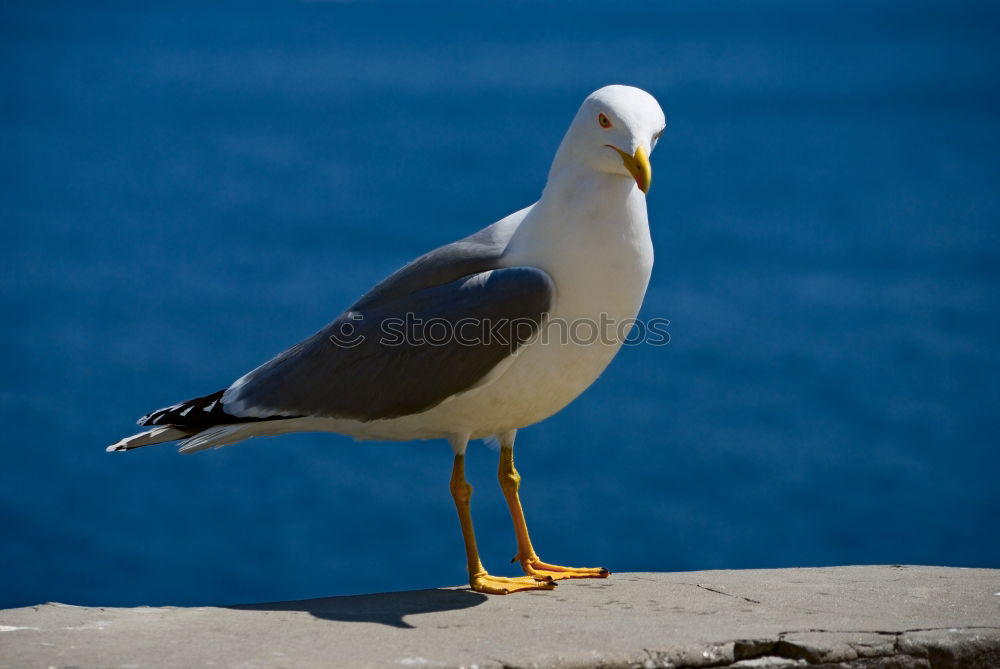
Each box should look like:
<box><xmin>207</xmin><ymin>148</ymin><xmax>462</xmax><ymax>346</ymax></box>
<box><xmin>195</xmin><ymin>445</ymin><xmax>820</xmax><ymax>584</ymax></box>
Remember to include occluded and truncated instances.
<box><xmin>521</xmin><ymin>559</ymin><xmax>610</xmax><ymax>581</ymax></box>
<box><xmin>470</xmin><ymin>573</ymin><xmax>556</xmax><ymax>595</ymax></box>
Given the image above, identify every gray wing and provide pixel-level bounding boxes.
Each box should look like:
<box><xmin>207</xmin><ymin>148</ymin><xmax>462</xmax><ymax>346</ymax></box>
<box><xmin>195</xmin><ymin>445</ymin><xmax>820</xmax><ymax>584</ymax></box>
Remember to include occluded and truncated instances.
<box><xmin>352</xmin><ymin>217</ymin><xmax>511</xmax><ymax>309</ymax></box>
<box><xmin>221</xmin><ymin>226</ymin><xmax>553</xmax><ymax>422</ymax></box>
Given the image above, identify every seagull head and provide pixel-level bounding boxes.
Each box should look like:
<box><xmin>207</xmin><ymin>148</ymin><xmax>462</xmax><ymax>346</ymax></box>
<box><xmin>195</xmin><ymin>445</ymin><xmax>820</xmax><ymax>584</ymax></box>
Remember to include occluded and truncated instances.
<box><xmin>551</xmin><ymin>85</ymin><xmax>666</xmax><ymax>194</ymax></box>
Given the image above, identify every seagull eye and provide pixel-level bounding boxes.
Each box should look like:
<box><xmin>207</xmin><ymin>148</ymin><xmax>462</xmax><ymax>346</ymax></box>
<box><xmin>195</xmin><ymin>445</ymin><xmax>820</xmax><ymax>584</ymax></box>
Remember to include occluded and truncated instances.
<box><xmin>598</xmin><ymin>113</ymin><xmax>612</xmax><ymax>129</ymax></box>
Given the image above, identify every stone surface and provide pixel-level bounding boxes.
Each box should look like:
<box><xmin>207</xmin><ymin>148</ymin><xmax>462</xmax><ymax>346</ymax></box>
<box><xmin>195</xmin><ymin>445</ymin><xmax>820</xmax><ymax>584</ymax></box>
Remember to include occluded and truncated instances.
<box><xmin>1</xmin><ymin>566</ymin><xmax>998</xmax><ymax>668</ymax></box>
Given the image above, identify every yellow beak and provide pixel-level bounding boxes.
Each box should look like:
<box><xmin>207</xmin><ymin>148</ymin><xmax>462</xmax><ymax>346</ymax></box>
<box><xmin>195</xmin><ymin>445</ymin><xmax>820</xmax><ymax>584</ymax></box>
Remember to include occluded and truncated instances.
<box><xmin>607</xmin><ymin>144</ymin><xmax>652</xmax><ymax>193</ymax></box>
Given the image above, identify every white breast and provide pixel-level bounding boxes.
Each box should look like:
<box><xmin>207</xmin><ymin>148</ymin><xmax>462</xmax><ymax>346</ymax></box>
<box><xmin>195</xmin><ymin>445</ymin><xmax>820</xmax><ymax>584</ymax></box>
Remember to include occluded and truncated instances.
<box><xmin>319</xmin><ymin>171</ymin><xmax>654</xmax><ymax>442</ymax></box>
<box><xmin>381</xmin><ymin>176</ymin><xmax>652</xmax><ymax>439</ymax></box>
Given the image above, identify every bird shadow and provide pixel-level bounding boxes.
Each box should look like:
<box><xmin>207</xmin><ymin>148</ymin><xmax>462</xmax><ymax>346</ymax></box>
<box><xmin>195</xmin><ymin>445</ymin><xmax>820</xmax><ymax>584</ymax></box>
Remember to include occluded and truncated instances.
<box><xmin>227</xmin><ymin>587</ymin><xmax>487</xmax><ymax>629</ymax></box>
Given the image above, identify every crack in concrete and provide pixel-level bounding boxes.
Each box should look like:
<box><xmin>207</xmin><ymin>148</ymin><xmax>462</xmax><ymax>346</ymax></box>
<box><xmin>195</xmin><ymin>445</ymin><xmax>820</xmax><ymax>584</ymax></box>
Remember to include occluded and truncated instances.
<box><xmin>777</xmin><ymin>626</ymin><xmax>1000</xmax><ymax>636</ymax></box>
<box><xmin>693</xmin><ymin>584</ymin><xmax>762</xmax><ymax>605</ymax></box>
<box><xmin>720</xmin><ymin>626</ymin><xmax>1000</xmax><ymax>668</ymax></box>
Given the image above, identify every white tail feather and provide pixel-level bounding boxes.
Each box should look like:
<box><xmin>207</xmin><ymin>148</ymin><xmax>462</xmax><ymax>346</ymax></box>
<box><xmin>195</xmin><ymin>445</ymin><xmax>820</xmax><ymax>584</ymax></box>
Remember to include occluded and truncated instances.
<box><xmin>176</xmin><ymin>419</ymin><xmax>308</xmax><ymax>454</ymax></box>
<box><xmin>110</xmin><ymin>418</ymin><xmax>317</xmax><ymax>455</ymax></box>
<box><xmin>177</xmin><ymin>424</ymin><xmax>256</xmax><ymax>454</ymax></box>
<box><xmin>106</xmin><ymin>426</ymin><xmax>192</xmax><ymax>452</ymax></box>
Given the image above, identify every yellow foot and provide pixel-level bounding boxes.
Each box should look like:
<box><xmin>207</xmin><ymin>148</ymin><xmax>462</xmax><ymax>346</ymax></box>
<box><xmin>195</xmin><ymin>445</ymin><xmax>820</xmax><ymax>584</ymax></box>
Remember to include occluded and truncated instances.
<box><xmin>471</xmin><ymin>572</ymin><xmax>557</xmax><ymax>595</ymax></box>
<box><xmin>518</xmin><ymin>557</ymin><xmax>611</xmax><ymax>581</ymax></box>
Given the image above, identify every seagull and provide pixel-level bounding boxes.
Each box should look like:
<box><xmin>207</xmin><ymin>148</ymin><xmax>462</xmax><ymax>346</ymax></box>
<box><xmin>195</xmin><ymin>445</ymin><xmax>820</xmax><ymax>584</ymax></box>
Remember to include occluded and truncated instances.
<box><xmin>108</xmin><ymin>84</ymin><xmax>667</xmax><ymax>595</ymax></box>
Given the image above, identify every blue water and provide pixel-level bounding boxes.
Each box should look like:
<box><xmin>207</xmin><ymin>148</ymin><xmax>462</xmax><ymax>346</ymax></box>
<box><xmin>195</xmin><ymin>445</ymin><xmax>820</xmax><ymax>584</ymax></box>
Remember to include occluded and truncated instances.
<box><xmin>2</xmin><ymin>1</ymin><xmax>998</xmax><ymax>609</ymax></box>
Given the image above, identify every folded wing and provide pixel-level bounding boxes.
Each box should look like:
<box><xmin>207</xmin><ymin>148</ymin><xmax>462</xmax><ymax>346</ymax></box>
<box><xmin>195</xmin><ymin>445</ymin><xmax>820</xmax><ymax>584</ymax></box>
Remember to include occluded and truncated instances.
<box><xmin>221</xmin><ymin>266</ymin><xmax>554</xmax><ymax>422</ymax></box>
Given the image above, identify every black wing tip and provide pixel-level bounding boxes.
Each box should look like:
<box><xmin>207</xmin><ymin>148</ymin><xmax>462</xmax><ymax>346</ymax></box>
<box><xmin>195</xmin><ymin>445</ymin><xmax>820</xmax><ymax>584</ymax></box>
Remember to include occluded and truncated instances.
<box><xmin>137</xmin><ymin>389</ymin><xmax>229</xmax><ymax>428</ymax></box>
<box><xmin>137</xmin><ymin>389</ymin><xmax>299</xmax><ymax>428</ymax></box>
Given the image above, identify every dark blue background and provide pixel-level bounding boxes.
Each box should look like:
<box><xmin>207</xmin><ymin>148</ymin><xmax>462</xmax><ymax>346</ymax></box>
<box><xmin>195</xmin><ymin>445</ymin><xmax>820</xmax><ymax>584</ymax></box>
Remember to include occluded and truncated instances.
<box><xmin>2</xmin><ymin>0</ymin><xmax>998</xmax><ymax>608</ymax></box>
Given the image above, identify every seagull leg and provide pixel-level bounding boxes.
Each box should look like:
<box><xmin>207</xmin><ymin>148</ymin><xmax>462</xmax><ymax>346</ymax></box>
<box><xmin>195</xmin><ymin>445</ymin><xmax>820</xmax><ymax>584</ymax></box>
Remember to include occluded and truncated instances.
<box><xmin>449</xmin><ymin>435</ymin><xmax>555</xmax><ymax>595</ymax></box>
<box><xmin>497</xmin><ymin>430</ymin><xmax>610</xmax><ymax>581</ymax></box>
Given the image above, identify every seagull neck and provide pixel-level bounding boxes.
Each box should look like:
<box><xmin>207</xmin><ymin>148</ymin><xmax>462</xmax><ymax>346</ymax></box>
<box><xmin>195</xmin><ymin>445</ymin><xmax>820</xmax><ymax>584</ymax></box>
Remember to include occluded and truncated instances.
<box><xmin>538</xmin><ymin>165</ymin><xmax>636</xmax><ymax>214</ymax></box>
<box><xmin>506</xmin><ymin>165</ymin><xmax>647</xmax><ymax>270</ymax></box>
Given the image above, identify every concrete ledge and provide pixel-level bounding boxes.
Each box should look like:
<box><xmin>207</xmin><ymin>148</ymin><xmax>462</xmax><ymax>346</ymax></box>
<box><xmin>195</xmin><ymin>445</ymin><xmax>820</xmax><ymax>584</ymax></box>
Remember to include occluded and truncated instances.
<box><xmin>1</xmin><ymin>566</ymin><xmax>998</xmax><ymax>668</ymax></box>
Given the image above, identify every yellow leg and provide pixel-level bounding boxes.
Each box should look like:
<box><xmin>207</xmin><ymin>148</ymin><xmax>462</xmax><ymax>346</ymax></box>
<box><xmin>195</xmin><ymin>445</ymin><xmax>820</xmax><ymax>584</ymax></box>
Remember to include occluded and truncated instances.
<box><xmin>498</xmin><ymin>441</ymin><xmax>610</xmax><ymax>581</ymax></box>
<box><xmin>450</xmin><ymin>452</ymin><xmax>555</xmax><ymax>595</ymax></box>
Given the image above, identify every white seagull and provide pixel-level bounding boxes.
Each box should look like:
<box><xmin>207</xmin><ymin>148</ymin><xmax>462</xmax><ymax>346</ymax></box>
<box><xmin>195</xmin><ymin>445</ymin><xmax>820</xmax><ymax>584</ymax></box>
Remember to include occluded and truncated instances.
<box><xmin>108</xmin><ymin>84</ymin><xmax>667</xmax><ymax>595</ymax></box>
